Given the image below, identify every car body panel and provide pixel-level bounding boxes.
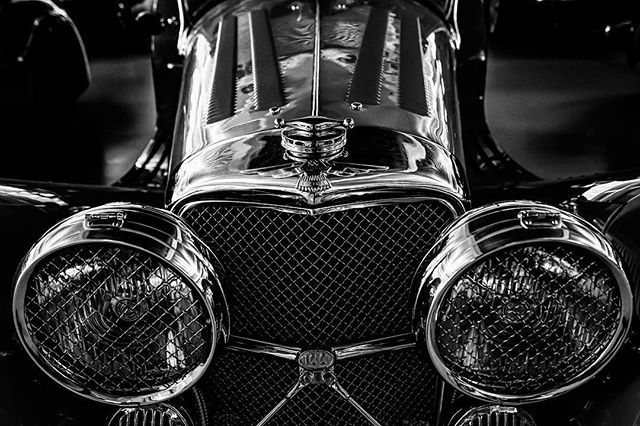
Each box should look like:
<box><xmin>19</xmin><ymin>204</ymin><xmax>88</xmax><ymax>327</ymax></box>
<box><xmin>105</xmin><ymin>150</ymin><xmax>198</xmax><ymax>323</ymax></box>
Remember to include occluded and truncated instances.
<box><xmin>168</xmin><ymin>0</ymin><xmax>467</xmax><ymax>209</ymax></box>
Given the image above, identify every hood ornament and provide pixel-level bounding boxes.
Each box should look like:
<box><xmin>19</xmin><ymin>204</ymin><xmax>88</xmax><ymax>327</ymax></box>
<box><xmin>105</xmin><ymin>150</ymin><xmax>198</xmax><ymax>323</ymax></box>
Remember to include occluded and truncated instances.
<box><xmin>243</xmin><ymin>117</ymin><xmax>389</xmax><ymax>198</ymax></box>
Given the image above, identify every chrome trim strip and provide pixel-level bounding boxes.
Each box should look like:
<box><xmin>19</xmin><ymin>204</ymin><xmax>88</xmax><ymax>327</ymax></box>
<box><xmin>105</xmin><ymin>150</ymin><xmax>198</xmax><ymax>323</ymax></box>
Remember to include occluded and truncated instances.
<box><xmin>226</xmin><ymin>336</ymin><xmax>300</xmax><ymax>361</ymax></box>
<box><xmin>449</xmin><ymin>0</ymin><xmax>460</xmax><ymax>49</ymax></box>
<box><xmin>226</xmin><ymin>334</ymin><xmax>417</xmax><ymax>362</ymax></box>
<box><xmin>174</xmin><ymin>194</ymin><xmax>463</xmax><ymax>220</ymax></box>
<box><xmin>177</xmin><ymin>0</ymin><xmax>189</xmax><ymax>54</ymax></box>
<box><xmin>331</xmin><ymin>381</ymin><xmax>382</xmax><ymax>426</ymax></box>
<box><xmin>255</xmin><ymin>381</ymin><xmax>304</xmax><ymax>426</ymax></box>
<box><xmin>334</xmin><ymin>333</ymin><xmax>415</xmax><ymax>361</ymax></box>
<box><xmin>311</xmin><ymin>0</ymin><xmax>320</xmax><ymax>116</ymax></box>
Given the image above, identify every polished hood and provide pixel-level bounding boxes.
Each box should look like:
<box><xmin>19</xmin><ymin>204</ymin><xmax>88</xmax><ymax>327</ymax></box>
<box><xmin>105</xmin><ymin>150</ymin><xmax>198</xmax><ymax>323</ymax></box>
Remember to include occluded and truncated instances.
<box><xmin>168</xmin><ymin>0</ymin><xmax>466</xmax><ymax>210</ymax></box>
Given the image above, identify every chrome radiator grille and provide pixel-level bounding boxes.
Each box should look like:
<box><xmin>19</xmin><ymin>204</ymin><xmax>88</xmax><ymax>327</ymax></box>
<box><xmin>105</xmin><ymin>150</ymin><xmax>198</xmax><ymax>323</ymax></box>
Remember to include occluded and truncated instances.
<box><xmin>202</xmin><ymin>348</ymin><xmax>438</xmax><ymax>425</ymax></box>
<box><xmin>182</xmin><ymin>201</ymin><xmax>455</xmax><ymax>346</ymax></box>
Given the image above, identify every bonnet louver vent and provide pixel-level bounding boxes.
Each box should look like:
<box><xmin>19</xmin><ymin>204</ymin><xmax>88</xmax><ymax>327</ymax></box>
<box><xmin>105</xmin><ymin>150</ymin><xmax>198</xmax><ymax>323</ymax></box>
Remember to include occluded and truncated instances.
<box><xmin>207</xmin><ymin>10</ymin><xmax>285</xmax><ymax>124</ymax></box>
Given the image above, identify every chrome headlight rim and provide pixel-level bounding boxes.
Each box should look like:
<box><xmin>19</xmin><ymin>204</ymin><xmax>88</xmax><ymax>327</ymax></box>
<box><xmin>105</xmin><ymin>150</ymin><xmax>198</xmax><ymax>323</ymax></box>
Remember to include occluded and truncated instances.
<box><xmin>417</xmin><ymin>201</ymin><xmax>633</xmax><ymax>404</ymax></box>
<box><xmin>12</xmin><ymin>204</ymin><xmax>227</xmax><ymax>406</ymax></box>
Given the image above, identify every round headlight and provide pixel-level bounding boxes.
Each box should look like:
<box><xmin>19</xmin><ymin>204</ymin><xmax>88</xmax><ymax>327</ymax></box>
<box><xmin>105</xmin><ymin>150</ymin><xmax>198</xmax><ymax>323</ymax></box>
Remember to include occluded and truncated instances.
<box><xmin>414</xmin><ymin>202</ymin><xmax>632</xmax><ymax>403</ymax></box>
<box><xmin>13</xmin><ymin>204</ymin><xmax>228</xmax><ymax>405</ymax></box>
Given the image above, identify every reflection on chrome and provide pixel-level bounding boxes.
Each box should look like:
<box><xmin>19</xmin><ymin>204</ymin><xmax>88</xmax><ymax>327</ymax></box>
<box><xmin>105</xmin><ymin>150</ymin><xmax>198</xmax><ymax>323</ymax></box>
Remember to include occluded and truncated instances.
<box><xmin>449</xmin><ymin>405</ymin><xmax>536</xmax><ymax>426</ymax></box>
<box><xmin>439</xmin><ymin>244</ymin><xmax>621</xmax><ymax>391</ymax></box>
<box><xmin>415</xmin><ymin>202</ymin><xmax>633</xmax><ymax>404</ymax></box>
<box><xmin>108</xmin><ymin>403</ymin><xmax>192</xmax><ymax>426</ymax></box>
<box><xmin>26</xmin><ymin>246</ymin><xmax>210</xmax><ymax>401</ymax></box>
<box><xmin>13</xmin><ymin>204</ymin><xmax>228</xmax><ymax>405</ymax></box>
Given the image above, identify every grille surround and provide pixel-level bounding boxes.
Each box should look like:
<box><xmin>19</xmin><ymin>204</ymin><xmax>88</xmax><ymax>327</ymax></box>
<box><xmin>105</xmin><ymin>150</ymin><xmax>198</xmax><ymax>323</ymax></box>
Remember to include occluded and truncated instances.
<box><xmin>415</xmin><ymin>202</ymin><xmax>633</xmax><ymax>404</ymax></box>
<box><xmin>13</xmin><ymin>204</ymin><xmax>228</xmax><ymax>405</ymax></box>
<box><xmin>180</xmin><ymin>198</ymin><xmax>457</xmax><ymax>347</ymax></box>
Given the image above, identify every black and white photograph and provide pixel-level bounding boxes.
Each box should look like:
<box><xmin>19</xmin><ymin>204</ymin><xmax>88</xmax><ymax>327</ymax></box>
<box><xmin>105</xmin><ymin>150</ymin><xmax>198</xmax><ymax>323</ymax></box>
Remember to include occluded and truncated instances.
<box><xmin>1</xmin><ymin>0</ymin><xmax>640</xmax><ymax>424</ymax></box>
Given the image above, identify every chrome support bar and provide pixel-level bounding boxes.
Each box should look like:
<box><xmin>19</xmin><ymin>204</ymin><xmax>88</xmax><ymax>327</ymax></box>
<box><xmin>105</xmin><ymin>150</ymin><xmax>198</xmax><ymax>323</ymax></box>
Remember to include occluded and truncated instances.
<box><xmin>331</xmin><ymin>381</ymin><xmax>383</xmax><ymax>426</ymax></box>
<box><xmin>226</xmin><ymin>336</ymin><xmax>300</xmax><ymax>361</ymax></box>
<box><xmin>226</xmin><ymin>334</ymin><xmax>418</xmax><ymax>362</ymax></box>
<box><xmin>334</xmin><ymin>333</ymin><xmax>416</xmax><ymax>361</ymax></box>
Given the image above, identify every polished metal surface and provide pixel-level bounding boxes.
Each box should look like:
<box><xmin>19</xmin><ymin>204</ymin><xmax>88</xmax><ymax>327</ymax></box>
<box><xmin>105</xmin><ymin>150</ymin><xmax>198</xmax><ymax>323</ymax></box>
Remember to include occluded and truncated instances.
<box><xmin>169</xmin><ymin>0</ymin><xmax>465</xmax><ymax>208</ymax></box>
<box><xmin>226</xmin><ymin>336</ymin><xmax>300</xmax><ymax>361</ymax></box>
<box><xmin>255</xmin><ymin>346</ymin><xmax>382</xmax><ymax>426</ymax></box>
<box><xmin>108</xmin><ymin>403</ymin><xmax>192</xmax><ymax>426</ymax></box>
<box><xmin>581</xmin><ymin>178</ymin><xmax>640</xmax><ymax>205</ymax></box>
<box><xmin>181</xmin><ymin>198</ymin><xmax>457</xmax><ymax>347</ymax></box>
<box><xmin>414</xmin><ymin>201</ymin><xmax>633</xmax><ymax>404</ymax></box>
<box><xmin>334</xmin><ymin>334</ymin><xmax>416</xmax><ymax>361</ymax></box>
<box><xmin>211</xmin><ymin>334</ymin><xmax>433</xmax><ymax>424</ymax></box>
<box><xmin>226</xmin><ymin>333</ymin><xmax>417</xmax><ymax>362</ymax></box>
<box><xmin>203</xmin><ymin>346</ymin><xmax>439</xmax><ymax>425</ymax></box>
<box><xmin>117</xmin><ymin>134</ymin><xmax>171</xmax><ymax>188</ymax></box>
<box><xmin>13</xmin><ymin>203</ymin><xmax>229</xmax><ymax>405</ymax></box>
<box><xmin>449</xmin><ymin>405</ymin><xmax>535</xmax><ymax>426</ymax></box>
<box><xmin>242</xmin><ymin>116</ymin><xmax>394</xmax><ymax>196</ymax></box>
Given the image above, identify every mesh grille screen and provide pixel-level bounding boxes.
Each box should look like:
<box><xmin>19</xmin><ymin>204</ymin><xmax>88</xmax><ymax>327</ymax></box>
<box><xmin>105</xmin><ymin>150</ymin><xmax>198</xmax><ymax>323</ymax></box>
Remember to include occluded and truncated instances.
<box><xmin>204</xmin><ymin>348</ymin><xmax>438</xmax><ymax>425</ymax></box>
<box><xmin>435</xmin><ymin>244</ymin><xmax>622</xmax><ymax>396</ymax></box>
<box><xmin>23</xmin><ymin>245</ymin><xmax>212</xmax><ymax>397</ymax></box>
<box><xmin>182</xmin><ymin>201</ymin><xmax>455</xmax><ymax>346</ymax></box>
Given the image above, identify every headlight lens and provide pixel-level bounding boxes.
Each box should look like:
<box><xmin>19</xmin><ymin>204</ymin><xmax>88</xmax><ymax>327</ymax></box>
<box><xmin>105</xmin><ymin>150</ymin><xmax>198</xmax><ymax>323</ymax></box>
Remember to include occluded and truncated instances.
<box><xmin>436</xmin><ymin>243</ymin><xmax>620</xmax><ymax>396</ymax></box>
<box><xmin>13</xmin><ymin>204</ymin><xmax>227</xmax><ymax>405</ymax></box>
<box><xmin>416</xmin><ymin>202</ymin><xmax>632</xmax><ymax>403</ymax></box>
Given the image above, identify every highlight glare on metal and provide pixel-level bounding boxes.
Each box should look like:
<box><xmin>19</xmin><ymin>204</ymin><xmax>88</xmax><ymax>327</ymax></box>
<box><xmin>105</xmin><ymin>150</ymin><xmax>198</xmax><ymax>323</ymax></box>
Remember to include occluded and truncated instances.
<box><xmin>108</xmin><ymin>404</ymin><xmax>192</xmax><ymax>426</ymax></box>
<box><xmin>449</xmin><ymin>405</ymin><xmax>535</xmax><ymax>426</ymax></box>
<box><xmin>13</xmin><ymin>203</ymin><xmax>229</xmax><ymax>406</ymax></box>
<box><xmin>414</xmin><ymin>201</ymin><xmax>633</xmax><ymax>404</ymax></box>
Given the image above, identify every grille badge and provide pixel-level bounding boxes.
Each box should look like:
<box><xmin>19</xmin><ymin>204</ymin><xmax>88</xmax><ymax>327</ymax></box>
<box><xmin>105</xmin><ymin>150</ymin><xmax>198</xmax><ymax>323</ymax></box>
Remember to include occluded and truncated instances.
<box><xmin>298</xmin><ymin>349</ymin><xmax>335</xmax><ymax>371</ymax></box>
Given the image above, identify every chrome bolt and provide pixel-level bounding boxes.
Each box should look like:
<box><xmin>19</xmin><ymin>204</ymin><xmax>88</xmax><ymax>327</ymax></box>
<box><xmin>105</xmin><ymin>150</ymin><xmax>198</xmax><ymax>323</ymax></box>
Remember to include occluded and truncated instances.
<box><xmin>274</xmin><ymin>118</ymin><xmax>286</xmax><ymax>128</ymax></box>
<box><xmin>350</xmin><ymin>102</ymin><xmax>363</xmax><ymax>111</ymax></box>
<box><xmin>268</xmin><ymin>106</ymin><xmax>281</xmax><ymax>115</ymax></box>
<box><xmin>343</xmin><ymin>117</ymin><xmax>355</xmax><ymax>129</ymax></box>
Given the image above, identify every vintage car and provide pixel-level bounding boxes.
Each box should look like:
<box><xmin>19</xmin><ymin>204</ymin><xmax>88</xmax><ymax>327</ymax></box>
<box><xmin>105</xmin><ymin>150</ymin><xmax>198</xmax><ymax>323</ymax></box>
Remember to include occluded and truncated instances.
<box><xmin>2</xmin><ymin>0</ymin><xmax>640</xmax><ymax>425</ymax></box>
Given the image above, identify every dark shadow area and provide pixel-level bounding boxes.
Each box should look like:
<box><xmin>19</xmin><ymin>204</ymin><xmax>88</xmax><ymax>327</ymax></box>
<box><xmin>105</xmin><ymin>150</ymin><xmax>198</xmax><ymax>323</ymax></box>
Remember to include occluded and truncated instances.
<box><xmin>486</xmin><ymin>24</ymin><xmax>640</xmax><ymax>180</ymax></box>
<box><xmin>0</xmin><ymin>54</ymin><xmax>153</xmax><ymax>185</ymax></box>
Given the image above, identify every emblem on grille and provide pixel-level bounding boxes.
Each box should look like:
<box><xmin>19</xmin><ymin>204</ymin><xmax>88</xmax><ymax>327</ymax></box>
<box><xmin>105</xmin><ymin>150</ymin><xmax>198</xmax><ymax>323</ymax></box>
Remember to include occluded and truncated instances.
<box><xmin>243</xmin><ymin>117</ymin><xmax>388</xmax><ymax>197</ymax></box>
<box><xmin>298</xmin><ymin>349</ymin><xmax>335</xmax><ymax>371</ymax></box>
